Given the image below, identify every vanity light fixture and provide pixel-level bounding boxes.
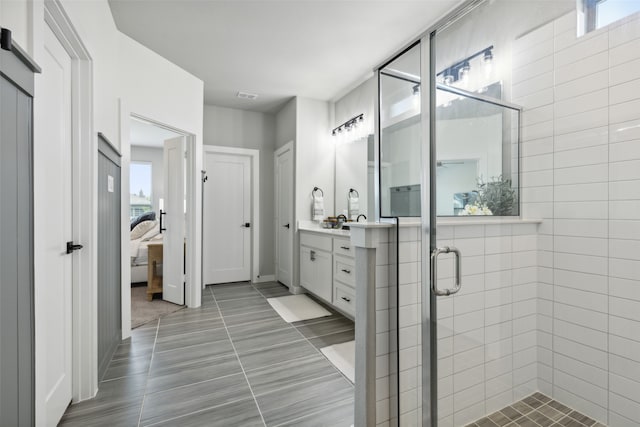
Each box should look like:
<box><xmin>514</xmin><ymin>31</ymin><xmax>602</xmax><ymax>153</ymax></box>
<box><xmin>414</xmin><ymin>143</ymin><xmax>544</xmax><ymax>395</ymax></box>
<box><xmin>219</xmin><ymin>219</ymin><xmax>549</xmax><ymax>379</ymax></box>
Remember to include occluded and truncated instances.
<box><xmin>483</xmin><ymin>48</ymin><xmax>493</xmax><ymax>64</ymax></box>
<box><xmin>332</xmin><ymin>113</ymin><xmax>364</xmax><ymax>137</ymax></box>
<box><xmin>458</xmin><ymin>61</ymin><xmax>470</xmax><ymax>81</ymax></box>
<box><xmin>437</xmin><ymin>45</ymin><xmax>494</xmax><ymax>85</ymax></box>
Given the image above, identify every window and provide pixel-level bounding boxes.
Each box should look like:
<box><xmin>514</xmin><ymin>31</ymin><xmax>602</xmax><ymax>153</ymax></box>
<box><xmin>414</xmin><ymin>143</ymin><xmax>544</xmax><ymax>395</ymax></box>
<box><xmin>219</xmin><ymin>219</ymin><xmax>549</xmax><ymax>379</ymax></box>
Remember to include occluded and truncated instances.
<box><xmin>130</xmin><ymin>162</ymin><xmax>152</xmax><ymax>219</ymax></box>
<box><xmin>584</xmin><ymin>0</ymin><xmax>640</xmax><ymax>33</ymax></box>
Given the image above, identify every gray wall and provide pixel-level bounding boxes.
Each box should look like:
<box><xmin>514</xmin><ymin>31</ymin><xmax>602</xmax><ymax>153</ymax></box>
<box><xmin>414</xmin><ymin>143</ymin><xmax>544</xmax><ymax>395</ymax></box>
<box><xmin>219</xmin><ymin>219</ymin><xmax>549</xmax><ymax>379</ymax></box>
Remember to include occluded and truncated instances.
<box><xmin>97</xmin><ymin>137</ymin><xmax>121</xmax><ymax>380</ymax></box>
<box><xmin>276</xmin><ymin>97</ymin><xmax>296</xmax><ymax>149</ymax></box>
<box><xmin>0</xmin><ymin>59</ymin><xmax>34</xmax><ymax>427</ymax></box>
<box><xmin>131</xmin><ymin>145</ymin><xmax>163</xmax><ymax>212</ymax></box>
<box><xmin>203</xmin><ymin>104</ymin><xmax>276</xmax><ymax>276</ymax></box>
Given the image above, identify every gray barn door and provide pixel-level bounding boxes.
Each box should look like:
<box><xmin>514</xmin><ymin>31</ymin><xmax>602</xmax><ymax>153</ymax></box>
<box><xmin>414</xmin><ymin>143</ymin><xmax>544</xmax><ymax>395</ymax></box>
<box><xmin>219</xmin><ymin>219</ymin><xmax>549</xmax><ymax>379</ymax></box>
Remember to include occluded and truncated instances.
<box><xmin>97</xmin><ymin>134</ymin><xmax>122</xmax><ymax>380</ymax></box>
<box><xmin>0</xmin><ymin>42</ymin><xmax>39</xmax><ymax>426</ymax></box>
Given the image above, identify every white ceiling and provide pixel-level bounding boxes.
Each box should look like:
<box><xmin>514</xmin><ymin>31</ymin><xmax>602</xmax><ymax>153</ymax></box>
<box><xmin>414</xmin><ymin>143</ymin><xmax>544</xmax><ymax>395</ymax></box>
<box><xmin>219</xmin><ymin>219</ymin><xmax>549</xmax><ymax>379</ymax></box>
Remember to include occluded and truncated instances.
<box><xmin>130</xmin><ymin>117</ymin><xmax>182</xmax><ymax>148</ymax></box>
<box><xmin>108</xmin><ymin>0</ymin><xmax>461</xmax><ymax>113</ymax></box>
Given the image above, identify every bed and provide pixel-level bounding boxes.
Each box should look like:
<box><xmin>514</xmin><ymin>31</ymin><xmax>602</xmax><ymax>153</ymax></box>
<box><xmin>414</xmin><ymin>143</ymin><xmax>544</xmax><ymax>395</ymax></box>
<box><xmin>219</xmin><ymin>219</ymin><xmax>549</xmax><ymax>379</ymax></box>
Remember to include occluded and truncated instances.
<box><xmin>130</xmin><ymin>220</ymin><xmax>162</xmax><ymax>284</ymax></box>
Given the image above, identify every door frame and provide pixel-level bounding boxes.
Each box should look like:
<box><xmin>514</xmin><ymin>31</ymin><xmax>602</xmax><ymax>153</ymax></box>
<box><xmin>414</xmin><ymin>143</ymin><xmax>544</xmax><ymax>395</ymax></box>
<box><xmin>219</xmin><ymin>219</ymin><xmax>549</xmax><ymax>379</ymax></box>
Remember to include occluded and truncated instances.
<box><xmin>202</xmin><ymin>145</ymin><xmax>260</xmax><ymax>283</ymax></box>
<box><xmin>274</xmin><ymin>141</ymin><xmax>294</xmax><ymax>288</ymax></box>
<box><xmin>38</xmin><ymin>0</ymin><xmax>97</xmax><ymax>409</ymax></box>
<box><xmin>119</xmin><ymin>109</ymin><xmax>199</xmax><ymax>340</ymax></box>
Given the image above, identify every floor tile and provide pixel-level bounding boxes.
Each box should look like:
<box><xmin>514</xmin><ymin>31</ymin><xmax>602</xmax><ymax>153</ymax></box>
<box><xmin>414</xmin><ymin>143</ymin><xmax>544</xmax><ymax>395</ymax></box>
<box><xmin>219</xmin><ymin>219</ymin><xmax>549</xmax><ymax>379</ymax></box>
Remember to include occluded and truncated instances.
<box><xmin>140</xmin><ymin>373</ymin><xmax>252</xmax><ymax>425</ymax></box>
<box><xmin>111</xmin><ymin>340</ymin><xmax>155</xmax><ymax>361</ymax></box>
<box><xmin>158</xmin><ymin>306</ymin><xmax>220</xmax><ymax>326</ymax></box>
<box><xmin>527</xmin><ymin>410</ymin><xmax>555</xmax><ymax>427</ymax></box>
<box><xmin>102</xmin><ymin>354</ymin><xmax>151</xmax><ymax>381</ymax></box>
<box><xmin>153</xmin><ymin>327</ymin><xmax>230</xmax><ymax>353</ymax></box>
<box><xmin>59</xmin><ymin>402</ymin><xmax>142</xmax><ymax>426</ymax></box>
<box><xmin>294</xmin><ymin>317</ymin><xmax>354</xmax><ymax>338</ymax></box>
<box><xmin>223</xmin><ymin>308</ymin><xmax>282</xmax><ymax>327</ymax></box>
<box><xmin>275</xmin><ymin>397</ymin><xmax>354</xmax><ymax>427</ymax></box>
<box><xmin>217</xmin><ymin>296</ymin><xmax>271</xmax><ymax>316</ymax></box>
<box><xmin>238</xmin><ymin>338</ymin><xmax>318</xmax><ymax>371</ymax></box>
<box><xmin>150</xmin><ymin>341</ymin><xmax>235</xmax><ymax>373</ymax></box>
<box><xmin>246</xmin><ymin>354</ymin><xmax>337</xmax><ymax>396</ymax></box>
<box><xmin>231</xmin><ymin>327</ymin><xmax>303</xmax><ymax>353</ymax></box>
<box><xmin>64</xmin><ymin>374</ymin><xmax>147</xmax><ymax>415</ymax></box>
<box><xmin>156</xmin><ymin>317</ymin><xmax>225</xmax><ymax>338</ymax></box>
<box><xmin>308</xmin><ymin>329</ymin><xmax>355</xmax><ymax>349</ymax></box>
<box><xmin>146</xmin><ymin>352</ymin><xmax>241</xmax><ymax>394</ymax></box>
<box><xmin>226</xmin><ymin>317</ymin><xmax>291</xmax><ymax>339</ymax></box>
<box><xmin>146</xmin><ymin>398</ymin><xmax>264</xmax><ymax>427</ymax></box>
<box><xmin>256</xmin><ymin>372</ymin><xmax>354</xmax><ymax>426</ymax></box>
<box><xmin>488</xmin><ymin>411</ymin><xmax>513</xmax><ymax>426</ymax></box>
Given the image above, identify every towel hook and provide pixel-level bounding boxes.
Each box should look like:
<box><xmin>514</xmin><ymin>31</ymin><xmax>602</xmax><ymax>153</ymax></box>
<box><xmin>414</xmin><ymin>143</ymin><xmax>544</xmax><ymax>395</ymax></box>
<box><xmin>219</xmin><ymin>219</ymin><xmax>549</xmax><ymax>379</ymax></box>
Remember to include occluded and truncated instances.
<box><xmin>349</xmin><ymin>188</ymin><xmax>359</xmax><ymax>198</ymax></box>
<box><xmin>313</xmin><ymin>186</ymin><xmax>324</xmax><ymax>197</ymax></box>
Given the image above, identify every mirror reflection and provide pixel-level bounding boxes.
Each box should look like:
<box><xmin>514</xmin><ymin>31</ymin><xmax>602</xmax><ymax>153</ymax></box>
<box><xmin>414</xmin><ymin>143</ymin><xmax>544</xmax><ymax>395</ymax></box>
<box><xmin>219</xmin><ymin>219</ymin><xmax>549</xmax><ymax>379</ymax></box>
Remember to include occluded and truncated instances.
<box><xmin>335</xmin><ymin>135</ymin><xmax>374</xmax><ymax>221</ymax></box>
<box><xmin>436</xmin><ymin>82</ymin><xmax>519</xmax><ymax>216</ymax></box>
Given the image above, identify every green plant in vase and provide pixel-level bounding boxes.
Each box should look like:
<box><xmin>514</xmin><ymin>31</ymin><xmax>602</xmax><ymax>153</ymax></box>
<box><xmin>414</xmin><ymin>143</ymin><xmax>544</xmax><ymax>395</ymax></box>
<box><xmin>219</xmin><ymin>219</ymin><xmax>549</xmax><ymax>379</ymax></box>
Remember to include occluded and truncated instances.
<box><xmin>476</xmin><ymin>175</ymin><xmax>517</xmax><ymax>216</ymax></box>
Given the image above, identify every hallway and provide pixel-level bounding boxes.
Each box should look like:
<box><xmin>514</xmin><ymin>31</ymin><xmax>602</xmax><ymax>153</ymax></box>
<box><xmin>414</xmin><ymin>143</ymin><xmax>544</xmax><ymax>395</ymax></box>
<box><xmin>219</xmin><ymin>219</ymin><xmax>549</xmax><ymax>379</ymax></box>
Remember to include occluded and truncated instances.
<box><xmin>59</xmin><ymin>282</ymin><xmax>355</xmax><ymax>426</ymax></box>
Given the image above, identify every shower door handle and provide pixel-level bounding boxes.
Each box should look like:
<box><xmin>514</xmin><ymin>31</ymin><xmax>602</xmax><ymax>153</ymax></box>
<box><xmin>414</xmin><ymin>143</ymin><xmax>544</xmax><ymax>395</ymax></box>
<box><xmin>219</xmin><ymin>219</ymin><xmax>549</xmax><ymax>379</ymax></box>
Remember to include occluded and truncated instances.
<box><xmin>430</xmin><ymin>246</ymin><xmax>462</xmax><ymax>296</ymax></box>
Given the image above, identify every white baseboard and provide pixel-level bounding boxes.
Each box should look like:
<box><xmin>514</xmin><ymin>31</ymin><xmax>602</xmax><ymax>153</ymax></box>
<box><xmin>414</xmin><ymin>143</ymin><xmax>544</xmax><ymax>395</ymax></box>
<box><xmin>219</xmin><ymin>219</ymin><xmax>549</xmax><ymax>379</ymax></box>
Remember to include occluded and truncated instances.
<box><xmin>254</xmin><ymin>275</ymin><xmax>275</xmax><ymax>283</ymax></box>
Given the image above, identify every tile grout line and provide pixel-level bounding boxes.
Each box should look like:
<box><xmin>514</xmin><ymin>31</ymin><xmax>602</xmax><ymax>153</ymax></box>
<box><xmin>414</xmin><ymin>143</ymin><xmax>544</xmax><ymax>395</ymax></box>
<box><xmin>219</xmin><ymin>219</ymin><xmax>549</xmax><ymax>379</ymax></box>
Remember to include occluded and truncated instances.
<box><xmin>209</xmin><ymin>285</ymin><xmax>269</xmax><ymax>427</ymax></box>
<box><xmin>136</xmin><ymin>317</ymin><xmax>161</xmax><ymax>427</ymax></box>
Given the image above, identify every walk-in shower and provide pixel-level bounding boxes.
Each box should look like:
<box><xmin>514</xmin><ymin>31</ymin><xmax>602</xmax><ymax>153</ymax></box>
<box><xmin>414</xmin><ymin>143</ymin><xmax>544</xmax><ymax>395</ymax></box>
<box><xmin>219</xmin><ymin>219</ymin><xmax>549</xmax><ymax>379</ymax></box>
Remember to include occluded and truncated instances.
<box><xmin>376</xmin><ymin>0</ymin><xmax>640</xmax><ymax>425</ymax></box>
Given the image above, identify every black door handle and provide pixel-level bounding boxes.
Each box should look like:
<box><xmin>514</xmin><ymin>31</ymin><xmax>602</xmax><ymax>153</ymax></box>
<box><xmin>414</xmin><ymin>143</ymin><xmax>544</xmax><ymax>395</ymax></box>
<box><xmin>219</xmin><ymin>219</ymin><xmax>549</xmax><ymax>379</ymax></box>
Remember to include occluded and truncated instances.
<box><xmin>159</xmin><ymin>209</ymin><xmax>167</xmax><ymax>233</ymax></box>
<box><xmin>66</xmin><ymin>241</ymin><xmax>83</xmax><ymax>254</ymax></box>
<box><xmin>283</xmin><ymin>223</ymin><xmax>290</xmax><ymax>229</ymax></box>
<box><xmin>242</xmin><ymin>222</ymin><xmax>251</xmax><ymax>228</ymax></box>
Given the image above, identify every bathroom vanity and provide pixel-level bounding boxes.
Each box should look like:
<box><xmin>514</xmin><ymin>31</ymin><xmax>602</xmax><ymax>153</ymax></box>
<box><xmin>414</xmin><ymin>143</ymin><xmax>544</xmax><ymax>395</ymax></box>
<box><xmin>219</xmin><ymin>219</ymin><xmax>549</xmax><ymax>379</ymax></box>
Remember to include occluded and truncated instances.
<box><xmin>298</xmin><ymin>226</ymin><xmax>356</xmax><ymax>318</ymax></box>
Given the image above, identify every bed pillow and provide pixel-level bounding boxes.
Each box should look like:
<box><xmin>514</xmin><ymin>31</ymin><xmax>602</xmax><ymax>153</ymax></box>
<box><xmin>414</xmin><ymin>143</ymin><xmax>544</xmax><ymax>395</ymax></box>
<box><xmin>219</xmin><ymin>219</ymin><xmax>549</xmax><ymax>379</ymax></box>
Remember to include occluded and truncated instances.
<box><xmin>130</xmin><ymin>211</ymin><xmax>156</xmax><ymax>231</ymax></box>
<box><xmin>131</xmin><ymin>220</ymin><xmax>157</xmax><ymax>240</ymax></box>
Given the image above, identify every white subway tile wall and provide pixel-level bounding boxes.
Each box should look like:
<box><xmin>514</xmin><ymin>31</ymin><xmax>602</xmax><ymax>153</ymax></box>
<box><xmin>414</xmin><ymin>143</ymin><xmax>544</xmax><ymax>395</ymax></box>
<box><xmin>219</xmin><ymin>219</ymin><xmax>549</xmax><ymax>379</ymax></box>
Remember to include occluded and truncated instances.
<box><xmin>513</xmin><ymin>9</ymin><xmax>640</xmax><ymax>426</ymax></box>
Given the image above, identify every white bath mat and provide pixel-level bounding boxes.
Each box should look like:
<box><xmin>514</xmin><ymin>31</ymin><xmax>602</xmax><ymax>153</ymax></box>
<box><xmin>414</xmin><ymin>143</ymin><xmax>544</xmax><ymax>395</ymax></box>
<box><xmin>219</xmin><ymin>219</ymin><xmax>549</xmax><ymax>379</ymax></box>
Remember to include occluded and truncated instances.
<box><xmin>321</xmin><ymin>340</ymin><xmax>355</xmax><ymax>383</ymax></box>
<box><xmin>267</xmin><ymin>294</ymin><xmax>332</xmax><ymax>323</ymax></box>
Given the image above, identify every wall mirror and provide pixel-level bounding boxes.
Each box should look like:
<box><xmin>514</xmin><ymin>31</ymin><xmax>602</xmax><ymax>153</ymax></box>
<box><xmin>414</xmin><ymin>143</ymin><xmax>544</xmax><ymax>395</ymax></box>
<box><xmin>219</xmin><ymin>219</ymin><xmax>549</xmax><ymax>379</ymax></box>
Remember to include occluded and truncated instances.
<box><xmin>335</xmin><ymin>134</ymin><xmax>374</xmax><ymax>220</ymax></box>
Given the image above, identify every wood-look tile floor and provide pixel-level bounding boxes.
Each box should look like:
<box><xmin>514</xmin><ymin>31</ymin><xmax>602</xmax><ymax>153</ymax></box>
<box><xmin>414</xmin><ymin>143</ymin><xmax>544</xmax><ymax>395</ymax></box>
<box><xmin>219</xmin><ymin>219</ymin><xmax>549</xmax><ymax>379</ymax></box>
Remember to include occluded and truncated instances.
<box><xmin>467</xmin><ymin>392</ymin><xmax>607</xmax><ymax>427</ymax></box>
<box><xmin>59</xmin><ymin>282</ymin><xmax>355</xmax><ymax>427</ymax></box>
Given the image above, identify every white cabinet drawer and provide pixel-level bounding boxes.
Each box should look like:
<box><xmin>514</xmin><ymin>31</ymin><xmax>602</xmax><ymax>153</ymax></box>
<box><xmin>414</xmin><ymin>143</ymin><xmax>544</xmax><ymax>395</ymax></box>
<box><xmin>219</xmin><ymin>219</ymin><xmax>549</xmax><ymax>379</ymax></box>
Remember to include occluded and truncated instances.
<box><xmin>334</xmin><ymin>283</ymin><xmax>355</xmax><ymax>318</ymax></box>
<box><xmin>300</xmin><ymin>232</ymin><xmax>332</xmax><ymax>252</ymax></box>
<box><xmin>334</xmin><ymin>255</ymin><xmax>355</xmax><ymax>287</ymax></box>
<box><xmin>333</xmin><ymin>238</ymin><xmax>354</xmax><ymax>258</ymax></box>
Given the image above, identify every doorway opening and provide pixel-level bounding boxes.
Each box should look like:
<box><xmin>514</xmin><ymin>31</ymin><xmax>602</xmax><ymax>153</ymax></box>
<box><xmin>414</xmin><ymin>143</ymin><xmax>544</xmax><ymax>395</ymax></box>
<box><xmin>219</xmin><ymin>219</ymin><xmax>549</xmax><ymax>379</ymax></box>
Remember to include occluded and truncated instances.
<box><xmin>127</xmin><ymin>116</ymin><xmax>191</xmax><ymax>329</ymax></box>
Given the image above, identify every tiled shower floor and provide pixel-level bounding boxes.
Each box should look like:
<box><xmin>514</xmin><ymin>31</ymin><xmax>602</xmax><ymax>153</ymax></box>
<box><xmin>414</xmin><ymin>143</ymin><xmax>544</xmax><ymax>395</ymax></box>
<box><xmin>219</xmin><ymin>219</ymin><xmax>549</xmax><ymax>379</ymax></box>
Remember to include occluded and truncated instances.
<box><xmin>59</xmin><ymin>281</ymin><xmax>355</xmax><ymax>426</ymax></box>
<box><xmin>467</xmin><ymin>392</ymin><xmax>606</xmax><ymax>427</ymax></box>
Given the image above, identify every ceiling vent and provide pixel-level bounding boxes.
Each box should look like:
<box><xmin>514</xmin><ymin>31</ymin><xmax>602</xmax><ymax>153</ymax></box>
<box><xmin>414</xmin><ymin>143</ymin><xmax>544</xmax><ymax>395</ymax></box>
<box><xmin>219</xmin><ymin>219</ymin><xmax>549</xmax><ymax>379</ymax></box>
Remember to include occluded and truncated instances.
<box><xmin>237</xmin><ymin>91</ymin><xmax>259</xmax><ymax>100</ymax></box>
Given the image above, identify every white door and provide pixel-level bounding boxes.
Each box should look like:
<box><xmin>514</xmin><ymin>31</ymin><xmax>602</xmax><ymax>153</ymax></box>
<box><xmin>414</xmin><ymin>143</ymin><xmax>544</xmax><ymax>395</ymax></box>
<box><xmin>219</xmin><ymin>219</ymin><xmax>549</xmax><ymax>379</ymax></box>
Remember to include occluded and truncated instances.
<box><xmin>34</xmin><ymin>24</ymin><xmax>73</xmax><ymax>426</ymax></box>
<box><xmin>275</xmin><ymin>144</ymin><xmax>293</xmax><ymax>288</ymax></box>
<box><xmin>162</xmin><ymin>137</ymin><xmax>185</xmax><ymax>305</ymax></box>
<box><xmin>203</xmin><ymin>152</ymin><xmax>251</xmax><ymax>284</ymax></box>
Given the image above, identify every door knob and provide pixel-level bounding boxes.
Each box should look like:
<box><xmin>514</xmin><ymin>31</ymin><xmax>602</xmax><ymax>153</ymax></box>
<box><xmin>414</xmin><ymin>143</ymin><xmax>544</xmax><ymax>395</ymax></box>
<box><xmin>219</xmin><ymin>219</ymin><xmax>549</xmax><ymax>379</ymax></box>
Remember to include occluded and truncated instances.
<box><xmin>283</xmin><ymin>223</ymin><xmax>290</xmax><ymax>229</ymax></box>
<box><xmin>241</xmin><ymin>222</ymin><xmax>251</xmax><ymax>228</ymax></box>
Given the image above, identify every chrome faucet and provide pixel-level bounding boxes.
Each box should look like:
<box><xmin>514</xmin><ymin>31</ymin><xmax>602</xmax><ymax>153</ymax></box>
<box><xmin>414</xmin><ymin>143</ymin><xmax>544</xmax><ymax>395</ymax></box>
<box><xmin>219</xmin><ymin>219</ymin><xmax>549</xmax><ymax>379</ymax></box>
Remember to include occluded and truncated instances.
<box><xmin>357</xmin><ymin>214</ymin><xmax>367</xmax><ymax>222</ymax></box>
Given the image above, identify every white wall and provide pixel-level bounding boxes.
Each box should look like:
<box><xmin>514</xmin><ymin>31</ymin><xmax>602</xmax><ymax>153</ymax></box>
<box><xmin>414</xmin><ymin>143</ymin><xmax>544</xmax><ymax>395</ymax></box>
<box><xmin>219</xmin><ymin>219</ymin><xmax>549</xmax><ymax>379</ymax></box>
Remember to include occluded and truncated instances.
<box><xmin>131</xmin><ymin>146</ymin><xmax>164</xmax><ymax>213</ymax></box>
<box><xmin>516</xmin><ymin>11</ymin><xmax>640</xmax><ymax>426</ymax></box>
<box><xmin>203</xmin><ymin>104</ymin><xmax>276</xmax><ymax>276</ymax></box>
